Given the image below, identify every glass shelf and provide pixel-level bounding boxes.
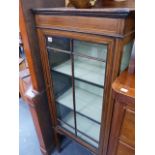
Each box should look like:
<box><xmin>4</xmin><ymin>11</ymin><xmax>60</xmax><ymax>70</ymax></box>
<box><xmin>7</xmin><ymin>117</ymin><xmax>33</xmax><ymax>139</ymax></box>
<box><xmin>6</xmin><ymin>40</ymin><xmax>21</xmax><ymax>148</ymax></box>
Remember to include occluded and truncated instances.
<box><xmin>61</xmin><ymin>111</ymin><xmax>100</xmax><ymax>148</ymax></box>
<box><xmin>56</xmin><ymin>80</ymin><xmax>103</xmax><ymax>123</ymax></box>
<box><xmin>73</xmin><ymin>40</ymin><xmax>107</xmax><ymax>61</ymax></box>
<box><xmin>52</xmin><ymin>56</ymin><xmax>106</xmax><ymax>87</ymax></box>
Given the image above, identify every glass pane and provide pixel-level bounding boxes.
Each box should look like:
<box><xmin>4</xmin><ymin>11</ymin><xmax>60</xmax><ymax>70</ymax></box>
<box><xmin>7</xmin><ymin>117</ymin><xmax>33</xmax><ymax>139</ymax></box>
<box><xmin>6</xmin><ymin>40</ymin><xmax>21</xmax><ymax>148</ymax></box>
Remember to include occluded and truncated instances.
<box><xmin>75</xmin><ymin>80</ymin><xmax>103</xmax><ymax>123</ymax></box>
<box><xmin>76</xmin><ymin>114</ymin><xmax>100</xmax><ymax>148</ymax></box>
<box><xmin>73</xmin><ymin>40</ymin><xmax>107</xmax><ymax>61</ymax></box>
<box><xmin>49</xmin><ymin>48</ymin><xmax>71</xmax><ymax>76</ymax></box>
<box><xmin>73</xmin><ymin>40</ymin><xmax>107</xmax><ymax>148</ymax></box>
<box><xmin>46</xmin><ymin>36</ymin><xmax>70</xmax><ymax>51</ymax></box>
<box><xmin>47</xmin><ymin>48</ymin><xmax>75</xmax><ymax>133</ymax></box>
<box><xmin>75</xmin><ymin>80</ymin><xmax>103</xmax><ymax>148</ymax></box>
<box><xmin>74</xmin><ymin>56</ymin><xmax>106</xmax><ymax>86</ymax></box>
<box><xmin>120</xmin><ymin>41</ymin><xmax>133</xmax><ymax>72</ymax></box>
<box><xmin>46</xmin><ymin>37</ymin><xmax>108</xmax><ymax>149</ymax></box>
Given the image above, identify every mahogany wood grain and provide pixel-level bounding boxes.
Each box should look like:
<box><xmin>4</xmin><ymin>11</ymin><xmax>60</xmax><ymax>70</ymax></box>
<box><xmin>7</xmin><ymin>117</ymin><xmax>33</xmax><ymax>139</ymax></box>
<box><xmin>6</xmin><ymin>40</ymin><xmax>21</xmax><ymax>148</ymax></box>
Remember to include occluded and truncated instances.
<box><xmin>25</xmin><ymin>87</ymin><xmax>55</xmax><ymax>155</ymax></box>
<box><xmin>19</xmin><ymin>1</ymin><xmax>39</xmax><ymax>90</ymax></box>
<box><xmin>37</xmin><ymin>29</ymin><xmax>61</xmax><ymax>151</ymax></box>
<box><xmin>19</xmin><ymin>68</ymin><xmax>31</xmax><ymax>102</ymax></box>
<box><xmin>124</xmin><ymin>14</ymin><xmax>135</xmax><ymax>36</ymax></box>
<box><xmin>99</xmin><ymin>35</ymin><xmax>134</xmax><ymax>155</ymax></box>
<box><xmin>35</xmin><ymin>15</ymin><xmax>121</xmax><ymax>37</ymax></box>
<box><xmin>112</xmin><ymin>70</ymin><xmax>135</xmax><ymax>99</ymax></box>
<box><xmin>119</xmin><ymin>108</ymin><xmax>135</xmax><ymax>147</ymax></box>
<box><xmin>107</xmin><ymin>70</ymin><xmax>135</xmax><ymax>155</ymax></box>
<box><xmin>116</xmin><ymin>141</ymin><xmax>134</xmax><ymax>155</ymax></box>
<box><xmin>33</xmin><ymin>8</ymin><xmax>134</xmax><ymax>38</ymax></box>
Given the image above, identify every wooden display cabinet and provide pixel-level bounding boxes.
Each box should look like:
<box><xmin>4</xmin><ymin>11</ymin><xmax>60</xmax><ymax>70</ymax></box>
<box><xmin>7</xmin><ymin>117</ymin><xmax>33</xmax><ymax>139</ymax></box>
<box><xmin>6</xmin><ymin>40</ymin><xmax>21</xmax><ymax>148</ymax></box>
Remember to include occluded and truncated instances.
<box><xmin>32</xmin><ymin>8</ymin><xmax>135</xmax><ymax>155</ymax></box>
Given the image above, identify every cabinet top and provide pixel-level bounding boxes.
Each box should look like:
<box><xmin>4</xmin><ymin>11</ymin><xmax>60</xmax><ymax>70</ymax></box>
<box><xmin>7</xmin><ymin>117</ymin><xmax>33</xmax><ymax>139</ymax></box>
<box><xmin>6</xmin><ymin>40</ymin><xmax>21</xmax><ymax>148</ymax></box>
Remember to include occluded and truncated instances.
<box><xmin>32</xmin><ymin>7</ymin><xmax>134</xmax><ymax>18</ymax></box>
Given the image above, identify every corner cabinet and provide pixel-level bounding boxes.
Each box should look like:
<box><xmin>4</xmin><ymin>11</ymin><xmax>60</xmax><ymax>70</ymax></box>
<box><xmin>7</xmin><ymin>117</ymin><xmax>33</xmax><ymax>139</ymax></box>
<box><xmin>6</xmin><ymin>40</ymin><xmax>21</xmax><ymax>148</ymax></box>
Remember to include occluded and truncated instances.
<box><xmin>32</xmin><ymin>8</ymin><xmax>135</xmax><ymax>155</ymax></box>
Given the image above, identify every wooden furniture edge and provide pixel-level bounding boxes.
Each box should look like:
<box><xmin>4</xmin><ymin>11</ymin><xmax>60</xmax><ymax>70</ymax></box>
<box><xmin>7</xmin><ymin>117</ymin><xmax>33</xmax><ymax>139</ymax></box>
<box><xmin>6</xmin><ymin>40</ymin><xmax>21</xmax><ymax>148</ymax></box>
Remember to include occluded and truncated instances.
<box><xmin>112</xmin><ymin>70</ymin><xmax>135</xmax><ymax>101</ymax></box>
<box><xmin>31</xmin><ymin>7</ymin><xmax>134</xmax><ymax>18</ymax></box>
<box><xmin>24</xmin><ymin>87</ymin><xmax>55</xmax><ymax>155</ymax></box>
<box><xmin>107</xmin><ymin>70</ymin><xmax>135</xmax><ymax>155</ymax></box>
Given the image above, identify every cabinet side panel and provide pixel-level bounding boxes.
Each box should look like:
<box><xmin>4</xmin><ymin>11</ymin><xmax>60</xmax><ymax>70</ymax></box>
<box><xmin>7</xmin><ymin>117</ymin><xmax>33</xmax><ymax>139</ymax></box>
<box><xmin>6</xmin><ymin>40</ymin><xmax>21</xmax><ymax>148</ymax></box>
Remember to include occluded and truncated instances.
<box><xmin>119</xmin><ymin>109</ymin><xmax>135</xmax><ymax>147</ymax></box>
<box><xmin>116</xmin><ymin>141</ymin><xmax>135</xmax><ymax>155</ymax></box>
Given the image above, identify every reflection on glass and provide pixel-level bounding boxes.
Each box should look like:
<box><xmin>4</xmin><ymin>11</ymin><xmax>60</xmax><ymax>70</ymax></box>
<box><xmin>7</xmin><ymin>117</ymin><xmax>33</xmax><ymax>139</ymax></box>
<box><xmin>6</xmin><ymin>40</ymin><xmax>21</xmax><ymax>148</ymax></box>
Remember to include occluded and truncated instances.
<box><xmin>47</xmin><ymin>49</ymin><xmax>75</xmax><ymax>133</ymax></box>
<box><xmin>48</xmin><ymin>48</ymin><xmax>71</xmax><ymax>76</ymax></box>
<box><xmin>46</xmin><ymin>36</ymin><xmax>70</xmax><ymax>51</ymax></box>
<box><xmin>120</xmin><ymin>41</ymin><xmax>133</xmax><ymax>72</ymax></box>
<box><xmin>74</xmin><ymin>56</ymin><xmax>106</xmax><ymax>86</ymax></box>
<box><xmin>73</xmin><ymin>40</ymin><xmax>107</xmax><ymax>61</ymax></box>
<box><xmin>75</xmin><ymin>80</ymin><xmax>103</xmax><ymax>123</ymax></box>
<box><xmin>75</xmin><ymin>81</ymin><xmax>102</xmax><ymax>147</ymax></box>
<box><xmin>76</xmin><ymin>114</ymin><xmax>100</xmax><ymax>148</ymax></box>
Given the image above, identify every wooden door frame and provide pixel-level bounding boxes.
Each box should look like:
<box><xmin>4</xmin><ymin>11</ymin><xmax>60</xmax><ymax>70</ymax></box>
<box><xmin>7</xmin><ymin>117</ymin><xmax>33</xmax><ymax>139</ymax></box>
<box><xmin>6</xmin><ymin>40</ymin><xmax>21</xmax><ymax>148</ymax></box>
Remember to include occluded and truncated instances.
<box><xmin>37</xmin><ymin>28</ymin><xmax>118</xmax><ymax>155</ymax></box>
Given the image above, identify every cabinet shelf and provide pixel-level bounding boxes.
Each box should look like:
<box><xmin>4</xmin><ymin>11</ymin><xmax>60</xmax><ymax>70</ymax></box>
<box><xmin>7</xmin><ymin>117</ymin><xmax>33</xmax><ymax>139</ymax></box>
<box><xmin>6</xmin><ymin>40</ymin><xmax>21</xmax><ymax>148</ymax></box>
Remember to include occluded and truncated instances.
<box><xmin>61</xmin><ymin>111</ymin><xmax>100</xmax><ymax>148</ymax></box>
<box><xmin>53</xmin><ymin>58</ymin><xmax>106</xmax><ymax>87</ymax></box>
<box><xmin>47</xmin><ymin>46</ymin><xmax>106</xmax><ymax>63</ymax></box>
<box><xmin>56</xmin><ymin>85</ymin><xmax>103</xmax><ymax>123</ymax></box>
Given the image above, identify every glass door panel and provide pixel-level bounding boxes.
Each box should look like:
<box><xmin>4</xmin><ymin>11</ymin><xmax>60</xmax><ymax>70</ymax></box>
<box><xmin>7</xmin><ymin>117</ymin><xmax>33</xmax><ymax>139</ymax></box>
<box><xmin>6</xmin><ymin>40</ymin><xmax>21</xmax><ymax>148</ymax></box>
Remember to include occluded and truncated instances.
<box><xmin>46</xmin><ymin>36</ymin><xmax>70</xmax><ymax>51</ymax></box>
<box><xmin>46</xmin><ymin>36</ymin><xmax>108</xmax><ymax>149</ymax></box>
<box><xmin>76</xmin><ymin>115</ymin><xmax>100</xmax><ymax>148</ymax></box>
<box><xmin>73</xmin><ymin>40</ymin><xmax>107</xmax><ymax>148</ymax></box>
<box><xmin>74</xmin><ymin>80</ymin><xmax>103</xmax><ymax>123</ymax></box>
<box><xmin>74</xmin><ymin>56</ymin><xmax>106</xmax><ymax>87</ymax></box>
<box><xmin>47</xmin><ymin>46</ymin><xmax>76</xmax><ymax>134</ymax></box>
<box><xmin>73</xmin><ymin>40</ymin><xmax>107</xmax><ymax>61</ymax></box>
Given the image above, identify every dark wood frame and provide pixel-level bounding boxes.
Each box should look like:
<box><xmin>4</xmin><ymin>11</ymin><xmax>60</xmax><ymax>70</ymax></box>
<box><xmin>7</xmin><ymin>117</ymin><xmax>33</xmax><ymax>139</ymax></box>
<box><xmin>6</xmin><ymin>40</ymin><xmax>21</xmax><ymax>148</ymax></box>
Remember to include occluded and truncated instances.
<box><xmin>32</xmin><ymin>8</ymin><xmax>135</xmax><ymax>155</ymax></box>
<box><xmin>37</xmin><ymin>29</ymin><xmax>115</xmax><ymax>154</ymax></box>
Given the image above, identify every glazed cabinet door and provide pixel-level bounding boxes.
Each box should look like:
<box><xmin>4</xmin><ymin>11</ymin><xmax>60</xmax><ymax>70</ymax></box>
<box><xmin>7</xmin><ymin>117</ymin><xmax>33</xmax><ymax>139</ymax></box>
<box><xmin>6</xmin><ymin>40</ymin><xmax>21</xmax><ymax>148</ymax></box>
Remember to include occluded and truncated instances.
<box><xmin>37</xmin><ymin>30</ymin><xmax>114</xmax><ymax>154</ymax></box>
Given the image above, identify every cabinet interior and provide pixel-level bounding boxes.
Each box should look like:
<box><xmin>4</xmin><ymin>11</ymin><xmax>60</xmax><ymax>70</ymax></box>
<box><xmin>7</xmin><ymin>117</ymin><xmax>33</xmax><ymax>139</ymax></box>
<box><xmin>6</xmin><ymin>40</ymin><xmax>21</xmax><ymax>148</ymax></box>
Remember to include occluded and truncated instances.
<box><xmin>46</xmin><ymin>36</ymin><xmax>108</xmax><ymax>148</ymax></box>
<box><xmin>45</xmin><ymin>35</ymin><xmax>133</xmax><ymax>149</ymax></box>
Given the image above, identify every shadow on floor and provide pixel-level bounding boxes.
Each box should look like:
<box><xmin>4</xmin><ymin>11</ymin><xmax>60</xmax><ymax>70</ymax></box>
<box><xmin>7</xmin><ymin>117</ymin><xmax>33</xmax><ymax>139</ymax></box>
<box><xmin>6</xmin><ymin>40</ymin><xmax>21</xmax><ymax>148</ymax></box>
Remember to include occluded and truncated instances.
<box><xmin>19</xmin><ymin>98</ymin><xmax>93</xmax><ymax>155</ymax></box>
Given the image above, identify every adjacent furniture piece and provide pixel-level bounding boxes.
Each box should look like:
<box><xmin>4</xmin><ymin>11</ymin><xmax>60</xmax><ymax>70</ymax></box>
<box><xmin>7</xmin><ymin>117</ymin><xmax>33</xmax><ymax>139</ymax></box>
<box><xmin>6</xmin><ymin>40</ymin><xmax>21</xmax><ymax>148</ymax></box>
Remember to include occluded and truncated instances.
<box><xmin>19</xmin><ymin>0</ymin><xmax>65</xmax><ymax>155</ymax></box>
<box><xmin>108</xmin><ymin>70</ymin><xmax>135</xmax><ymax>155</ymax></box>
<box><xmin>32</xmin><ymin>7</ymin><xmax>135</xmax><ymax>155</ymax></box>
<box><xmin>19</xmin><ymin>68</ymin><xmax>31</xmax><ymax>102</ymax></box>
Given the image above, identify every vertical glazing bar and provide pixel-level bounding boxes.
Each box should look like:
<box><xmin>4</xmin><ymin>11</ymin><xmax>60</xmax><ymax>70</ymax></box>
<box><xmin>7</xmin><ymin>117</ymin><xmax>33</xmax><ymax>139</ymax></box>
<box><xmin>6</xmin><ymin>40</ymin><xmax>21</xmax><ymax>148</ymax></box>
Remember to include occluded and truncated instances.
<box><xmin>70</xmin><ymin>39</ymin><xmax>77</xmax><ymax>136</ymax></box>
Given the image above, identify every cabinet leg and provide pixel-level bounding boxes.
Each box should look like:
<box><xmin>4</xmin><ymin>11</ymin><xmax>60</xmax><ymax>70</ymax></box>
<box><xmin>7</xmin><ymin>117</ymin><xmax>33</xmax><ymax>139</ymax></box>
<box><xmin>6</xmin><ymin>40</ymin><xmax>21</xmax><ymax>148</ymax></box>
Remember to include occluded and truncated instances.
<box><xmin>55</xmin><ymin>133</ymin><xmax>61</xmax><ymax>153</ymax></box>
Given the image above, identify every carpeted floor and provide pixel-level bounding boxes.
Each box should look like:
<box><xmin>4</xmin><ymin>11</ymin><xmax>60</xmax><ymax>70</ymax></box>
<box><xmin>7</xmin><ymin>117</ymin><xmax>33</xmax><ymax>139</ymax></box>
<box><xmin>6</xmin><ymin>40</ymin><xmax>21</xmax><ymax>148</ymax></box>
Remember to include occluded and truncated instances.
<box><xmin>19</xmin><ymin>98</ymin><xmax>93</xmax><ymax>155</ymax></box>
